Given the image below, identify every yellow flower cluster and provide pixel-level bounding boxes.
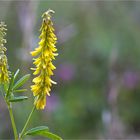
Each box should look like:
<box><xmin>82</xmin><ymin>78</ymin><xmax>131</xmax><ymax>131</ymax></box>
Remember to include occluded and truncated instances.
<box><xmin>0</xmin><ymin>22</ymin><xmax>9</xmax><ymax>84</ymax></box>
<box><xmin>31</xmin><ymin>10</ymin><xmax>58</xmax><ymax>109</ymax></box>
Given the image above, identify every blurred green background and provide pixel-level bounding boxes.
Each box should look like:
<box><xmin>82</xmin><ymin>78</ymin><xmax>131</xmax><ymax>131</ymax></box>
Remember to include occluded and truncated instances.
<box><xmin>1</xmin><ymin>0</ymin><xmax>140</xmax><ymax>139</ymax></box>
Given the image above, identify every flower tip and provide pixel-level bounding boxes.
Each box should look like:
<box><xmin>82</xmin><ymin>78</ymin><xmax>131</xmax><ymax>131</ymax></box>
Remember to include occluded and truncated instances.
<box><xmin>42</xmin><ymin>9</ymin><xmax>55</xmax><ymax>19</ymax></box>
<box><xmin>47</xmin><ymin>9</ymin><xmax>55</xmax><ymax>14</ymax></box>
<box><xmin>47</xmin><ymin>91</ymin><xmax>50</xmax><ymax>96</ymax></box>
<box><xmin>50</xmin><ymin>79</ymin><xmax>57</xmax><ymax>85</ymax></box>
<box><xmin>30</xmin><ymin>68</ymin><xmax>36</xmax><ymax>70</ymax></box>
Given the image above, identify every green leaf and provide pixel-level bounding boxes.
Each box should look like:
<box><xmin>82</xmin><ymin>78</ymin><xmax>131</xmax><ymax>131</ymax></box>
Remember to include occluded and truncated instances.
<box><xmin>24</xmin><ymin>126</ymin><xmax>49</xmax><ymax>136</ymax></box>
<box><xmin>13</xmin><ymin>74</ymin><xmax>30</xmax><ymax>90</ymax></box>
<box><xmin>14</xmin><ymin>69</ymin><xmax>20</xmax><ymax>80</ymax></box>
<box><xmin>6</xmin><ymin>73</ymin><xmax>14</xmax><ymax>97</ymax></box>
<box><xmin>3</xmin><ymin>83</ymin><xmax>8</xmax><ymax>93</ymax></box>
<box><xmin>38</xmin><ymin>132</ymin><xmax>62</xmax><ymax>140</ymax></box>
<box><xmin>13</xmin><ymin>89</ymin><xmax>27</xmax><ymax>93</ymax></box>
<box><xmin>7</xmin><ymin>69</ymin><xmax>20</xmax><ymax>96</ymax></box>
<box><xmin>24</xmin><ymin>126</ymin><xmax>62</xmax><ymax>140</ymax></box>
<box><xmin>8</xmin><ymin>96</ymin><xmax>28</xmax><ymax>102</ymax></box>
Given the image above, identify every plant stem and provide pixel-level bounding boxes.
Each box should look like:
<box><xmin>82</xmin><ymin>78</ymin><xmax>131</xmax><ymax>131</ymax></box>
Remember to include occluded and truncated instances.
<box><xmin>7</xmin><ymin>103</ymin><xmax>18</xmax><ymax>140</ymax></box>
<box><xmin>19</xmin><ymin>105</ymin><xmax>35</xmax><ymax>139</ymax></box>
<box><xmin>0</xmin><ymin>85</ymin><xmax>18</xmax><ymax>140</ymax></box>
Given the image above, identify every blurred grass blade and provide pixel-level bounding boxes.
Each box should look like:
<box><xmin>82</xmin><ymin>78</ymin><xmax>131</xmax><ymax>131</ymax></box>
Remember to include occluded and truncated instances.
<box><xmin>13</xmin><ymin>74</ymin><xmax>30</xmax><ymax>90</ymax></box>
<box><xmin>13</xmin><ymin>89</ymin><xmax>27</xmax><ymax>93</ymax></box>
<box><xmin>9</xmin><ymin>96</ymin><xmax>28</xmax><ymax>102</ymax></box>
<box><xmin>24</xmin><ymin>126</ymin><xmax>49</xmax><ymax>136</ymax></box>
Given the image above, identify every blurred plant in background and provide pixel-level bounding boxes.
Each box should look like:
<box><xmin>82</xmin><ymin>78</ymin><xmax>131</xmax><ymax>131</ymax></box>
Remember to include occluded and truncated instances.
<box><xmin>1</xmin><ymin>0</ymin><xmax>140</xmax><ymax>139</ymax></box>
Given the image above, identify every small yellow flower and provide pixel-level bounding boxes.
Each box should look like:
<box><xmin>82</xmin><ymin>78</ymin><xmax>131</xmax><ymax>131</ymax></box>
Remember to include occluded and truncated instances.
<box><xmin>31</xmin><ymin>9</ymin><xmax>58</xmax><ymax>110</ymax></box>
<box><xmin>0</xmin><ymin>22</ymin><xmax>9</xmax><ymax>84</ymax></box>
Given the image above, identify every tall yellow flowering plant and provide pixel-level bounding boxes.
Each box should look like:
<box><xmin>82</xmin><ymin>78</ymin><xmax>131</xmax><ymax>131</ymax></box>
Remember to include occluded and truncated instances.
<box><xmin>0</xmin><ymin>22</ymin><xmax>9</xmax><ymax>84</ymax></box>
<box><xmin>0</xmin><ymin>10</ymin><xmax>62</xmax><ymax>140</ymax></box>
<box><xmin>31</xmin><ymin>9</ymin><xmax>58</xmax><ymax>110</ymax></box>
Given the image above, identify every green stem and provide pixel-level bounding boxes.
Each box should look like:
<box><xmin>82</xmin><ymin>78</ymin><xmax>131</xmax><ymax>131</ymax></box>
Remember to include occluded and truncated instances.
<box><xmin>19</xmin><ymin>105</ymin><xmax>35</xmax><ymax>139</ymax></box>
<box><xmin>7</xmin><ymin>103</ymin><xmax>18</xmax><ymax>140</ymax></box>
<box><xmin>0</xmin><ymin>85</ymin><xmax>18</xmax><ymax>140</ymax></box>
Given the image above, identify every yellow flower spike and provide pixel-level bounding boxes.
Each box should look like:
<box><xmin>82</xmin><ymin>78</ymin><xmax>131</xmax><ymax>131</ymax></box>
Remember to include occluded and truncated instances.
<box><xmin>31</xmin><ymin>9</ymin><xmax>58</xmax><ymax>110</ymax></box>
<box><xmin>0</xmin><ymin>22</ymin><xmax>10</xmax><ymax>84</ymax></box>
